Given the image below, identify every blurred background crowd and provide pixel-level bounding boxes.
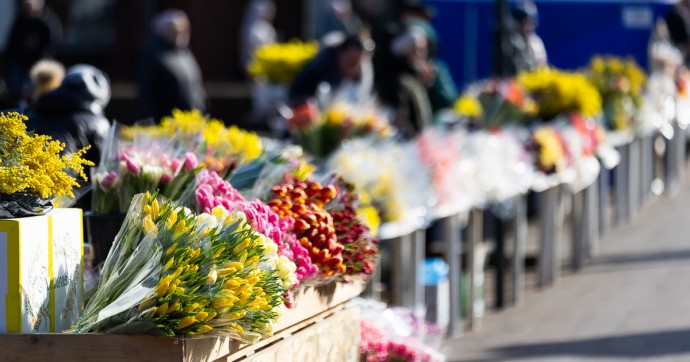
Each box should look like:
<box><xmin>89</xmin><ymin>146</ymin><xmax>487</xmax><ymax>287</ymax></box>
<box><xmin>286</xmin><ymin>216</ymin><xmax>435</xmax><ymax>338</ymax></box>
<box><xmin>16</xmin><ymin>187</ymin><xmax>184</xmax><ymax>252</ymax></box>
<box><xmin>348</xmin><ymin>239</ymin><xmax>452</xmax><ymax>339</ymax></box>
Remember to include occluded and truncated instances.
<box><xmin>0</xmin><ymin>0</ymin><xmax>686</xmax><ymax>168</ymax></box>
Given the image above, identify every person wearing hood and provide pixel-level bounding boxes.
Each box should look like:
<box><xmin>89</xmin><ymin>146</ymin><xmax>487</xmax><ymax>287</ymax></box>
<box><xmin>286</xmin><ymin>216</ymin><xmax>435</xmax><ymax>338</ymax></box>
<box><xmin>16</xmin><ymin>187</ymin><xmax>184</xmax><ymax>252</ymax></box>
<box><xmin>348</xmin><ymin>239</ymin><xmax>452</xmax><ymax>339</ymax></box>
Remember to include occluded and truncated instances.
<box><xmin>25</xmin><ymin>64</ymin><xmax>111</xmax><ymax>168</ymax></box>
<box><xmin>137</xmin><ymin>9</ymin><xmax>207</xmax><ymax>121</ymax></box>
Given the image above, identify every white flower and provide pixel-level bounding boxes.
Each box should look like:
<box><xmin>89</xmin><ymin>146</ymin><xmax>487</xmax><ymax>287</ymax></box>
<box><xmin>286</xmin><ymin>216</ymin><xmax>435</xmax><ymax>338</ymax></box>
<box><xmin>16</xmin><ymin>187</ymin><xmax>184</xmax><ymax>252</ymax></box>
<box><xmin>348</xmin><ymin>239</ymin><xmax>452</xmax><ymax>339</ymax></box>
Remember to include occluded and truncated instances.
<box><xmin>142</xmin><ymin>165</ymin><xmax>164</xmax><ymax>184</ymax></box>
<box><xmin>276</xmin><ymin>255</ymin><xmax>297</xmax><ymax>288</ymax></box>
<box><xmin>195</xmin><ymin>213</ymin><xmax>218</xmax><ymax>232</ymax></box>
<box><xmin>211</xmin><ymin>206</ymin><xmax>229</xmax><ymax>224</ymax></box>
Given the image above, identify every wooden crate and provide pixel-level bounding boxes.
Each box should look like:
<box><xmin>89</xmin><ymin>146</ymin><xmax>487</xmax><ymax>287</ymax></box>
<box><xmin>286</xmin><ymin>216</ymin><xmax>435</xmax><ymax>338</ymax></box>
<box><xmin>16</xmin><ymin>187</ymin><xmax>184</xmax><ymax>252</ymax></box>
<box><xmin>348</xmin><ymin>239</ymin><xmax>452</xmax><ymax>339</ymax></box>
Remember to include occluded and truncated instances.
<box><xmin>0</xmin><ymin>281</ymin><xmax>364</xmax><ymax>362</ymax></box>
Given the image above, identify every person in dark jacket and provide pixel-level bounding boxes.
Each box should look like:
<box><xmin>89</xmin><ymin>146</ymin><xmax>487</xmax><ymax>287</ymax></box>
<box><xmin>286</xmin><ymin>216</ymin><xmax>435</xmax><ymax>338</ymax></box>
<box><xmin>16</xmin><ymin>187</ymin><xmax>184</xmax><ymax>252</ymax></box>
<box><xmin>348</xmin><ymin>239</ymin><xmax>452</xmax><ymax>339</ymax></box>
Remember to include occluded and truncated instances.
<box><xmin>497</xmin><ymin>1</ymin><xmax>547</xmax><ymax>76</ymax></box>
<box><xmin>26</xmin><ymin>64</ymin><xmax>111</xmax><ymax>168</ymax></box>
<box><xmin>138</xmin><ymin>9</ymin><xmax>207</xmax><ymax>121</ymax></box>
<box><xmin>4</xmin><ymin>0</ymin><xmax>61</xmax><ymax>105</ymax></box>
<box><xmin>25</xmin><ymin>64</ymin><xmax>111</xmax><ymax>209</ymax></box>
<box><xmin>288</xmin><ymin>34</ymin><xmax>365</xmax><ymax>104</ymax></box>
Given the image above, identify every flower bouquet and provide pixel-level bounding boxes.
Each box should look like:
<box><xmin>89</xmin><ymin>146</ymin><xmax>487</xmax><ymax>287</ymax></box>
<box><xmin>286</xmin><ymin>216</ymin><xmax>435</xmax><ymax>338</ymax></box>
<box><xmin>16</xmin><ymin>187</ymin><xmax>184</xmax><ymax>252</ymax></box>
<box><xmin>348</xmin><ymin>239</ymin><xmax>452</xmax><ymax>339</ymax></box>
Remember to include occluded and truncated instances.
<box><xmin>247</xmin><ymin>40</ymin><xmax>319</xmax><ymax>85</ymax></box>
<box><xmin>192</xmin><ymin>170</ymin><xmax>315</xmax><ymax>293</ymax></box>
<box><xmin>325</xmin><ymin>176</ymin><xmax>380</xmax><ymax>278</ymax></box>
<box><xmin>72</xmin><ymin>192</ymin><xmax>296</xmax><ymax>340</ymax></box>
<box><xmin>415</xmin><ymin>129</ymin><xmax>478</xmax><ymax>214</ymax></box>
<box><xmin>518</xmin><ymin>67</ymin><xmax>602</xmax><ymax>122</ymax></box>
<box><xmin>93</xmin><ymin>110</ymin><xmax>264</xmax><ymax>215</ymax></box>
<box><xmin>327</xmin><ymin>138</ymin><xmax>433</xmax><ymax>225</ymax></box>
<box><xmin>453</xmin><ymin>79</ymin><xmax>537</xmax><ymax>128</ymax></box>
<box><xmin>587</xmin><ymin>56</ymin><xmax>646</xmax><ymax>132</ymax></box>
<box><xmin>0</xmin><ymin>112</ymin><xmax>93</xmax><ymax>217</ymax></box>
<box><xmin>357</xmin><ymin>299</ymin><xmax>446</xmax><ymax>362</ymax></box>
<box><xmin>285</xmin><ymin>99</ymin><xmax>393</xmax><ymax>159</ymax></box>
<box><xmin>464</xmin><ymin>128</ymin><xmax>534</xmax><ymax>203</ymax></box>
<box><xmin>529</xmin><ymin>125</ymin><xmax>571</xmax><ymax>175</ymax></box>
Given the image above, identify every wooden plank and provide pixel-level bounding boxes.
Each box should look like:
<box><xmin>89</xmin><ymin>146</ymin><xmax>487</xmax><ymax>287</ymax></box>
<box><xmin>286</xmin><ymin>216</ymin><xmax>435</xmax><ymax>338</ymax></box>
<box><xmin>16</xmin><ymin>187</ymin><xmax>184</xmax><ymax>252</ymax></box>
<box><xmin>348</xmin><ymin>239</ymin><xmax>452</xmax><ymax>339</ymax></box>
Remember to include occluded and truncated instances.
<box><xmin>235</xmin><ymin>306</ymin><xmax>360</xmax><ymax>362</ymax></box>
<box><xmin>0</xmin><ymin>334</ymin><xmax>184</xmax><ymax>362</ymax></box>
<box><xmin>217</xmin><ymin>305</ymin><xmax>353</xmax><ymax>362</ymax></box>
<box><xmin>273</xmin><ymin>281</ymin><xmax>364</xmax><ymax>332</ymax></box>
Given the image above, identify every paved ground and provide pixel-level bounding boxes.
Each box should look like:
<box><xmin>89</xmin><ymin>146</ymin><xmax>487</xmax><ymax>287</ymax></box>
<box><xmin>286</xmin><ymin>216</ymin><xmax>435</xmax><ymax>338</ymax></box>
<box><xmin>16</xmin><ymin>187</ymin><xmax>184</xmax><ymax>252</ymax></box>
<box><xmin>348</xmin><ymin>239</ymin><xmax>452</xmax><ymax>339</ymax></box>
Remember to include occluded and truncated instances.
<box><xmin>443</xmin><ymin>177</ymin><xmax>690</xmax><ymax>362</ymax></box>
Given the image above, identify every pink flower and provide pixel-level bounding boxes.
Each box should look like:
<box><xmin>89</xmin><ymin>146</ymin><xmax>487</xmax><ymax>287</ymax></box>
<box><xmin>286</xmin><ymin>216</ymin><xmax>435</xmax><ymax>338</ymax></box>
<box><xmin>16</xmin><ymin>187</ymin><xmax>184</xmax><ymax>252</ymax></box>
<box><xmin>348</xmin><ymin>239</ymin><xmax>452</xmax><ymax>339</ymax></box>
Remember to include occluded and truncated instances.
<box><xmin>183</xmin><ymin>152</ymin><xmax>198</xmax><ymax>171</ymax></box>
<box><xmin>101</xmin><ymin>171</ymin><xmax>118</xmax><ymax>188</ymax></box>
<box><xmin>121</xmin><ymin>153</ymin><xmax>140</xmax><ymax>174</ymax></box>
<box><xmin>170</xmin><ymin>158</ymin><xmax>182</xmax><ymax>174</ymax></box>
<box><xmin>160</xmin><ymin>174</ymin><xmax>172</xmax><ymax>185</ymax></box>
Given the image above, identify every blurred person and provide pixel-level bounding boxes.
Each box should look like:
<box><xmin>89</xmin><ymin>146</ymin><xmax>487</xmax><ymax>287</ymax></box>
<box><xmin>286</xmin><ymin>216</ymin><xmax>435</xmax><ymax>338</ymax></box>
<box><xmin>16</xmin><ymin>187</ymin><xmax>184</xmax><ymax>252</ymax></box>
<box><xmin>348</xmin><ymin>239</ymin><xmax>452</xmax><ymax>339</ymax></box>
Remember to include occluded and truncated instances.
<box><xmin>666</xmin><ymin>0</ymin><xmax>690</xmax><ymax>65</ymax></box>
<box><xmin>240</xmin><ymin>0</ymin><xmax>277</xmax><ymax>72</ymax></box>
<box><xmin>400</xmin><ymin>3</ymin><xmax>438</xmax><ymax>53</ymax></box>
<box><xmin>380</xmin><ymin>29</ymin><xmax>433</xmax><ymax>137</ymax></box>
<box><xmin>502</xmin><ymin>0</ymin><xmax>547</xmax><ymax>75</ymax></box>
<box><xmin>26</xmin><ymin>65</ymin><xmax>110</xmax><ymax>209</ymax></box>
<box><xmin>317</xmin><ymin>0</ymin><xmax>363</xmax><ymax>41</ymax></box>
<box><xmin>288</xmin><ymin>34</ymin><xmax>366</xmax><ymax>104</ymax></box>
<box><xmin>401</xmin><ymin>4</ymin><xmax>457</xmax><ymax>114</ymax></box>
<box><xmin>4</xmin><ymin>0</ymin><xmax>62</xmax><ymax>104</ymax></box>
<box><xmin>138</xmin><ymin>9</ymin><xmax>207</xmax><ymax>121</ymax></box>
<box><xmin>29</xmin><ymin>59</ymin><xmax>64</xmax><ymax>102</ymax></box>
<box><xmin>26</xmin><ymin>64</ymin><xmax>111</xmax><ymax>167</ymax></box>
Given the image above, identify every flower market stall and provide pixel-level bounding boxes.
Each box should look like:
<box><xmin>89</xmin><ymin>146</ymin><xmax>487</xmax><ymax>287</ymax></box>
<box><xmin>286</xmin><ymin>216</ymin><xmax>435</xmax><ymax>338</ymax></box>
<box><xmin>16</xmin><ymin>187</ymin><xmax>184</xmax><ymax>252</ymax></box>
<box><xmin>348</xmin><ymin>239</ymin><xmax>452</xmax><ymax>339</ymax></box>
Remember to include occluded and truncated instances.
<box><xmin>2</xmin><ymin>40</ymin><xmax>690</xmax><ymax>362</ymax></box>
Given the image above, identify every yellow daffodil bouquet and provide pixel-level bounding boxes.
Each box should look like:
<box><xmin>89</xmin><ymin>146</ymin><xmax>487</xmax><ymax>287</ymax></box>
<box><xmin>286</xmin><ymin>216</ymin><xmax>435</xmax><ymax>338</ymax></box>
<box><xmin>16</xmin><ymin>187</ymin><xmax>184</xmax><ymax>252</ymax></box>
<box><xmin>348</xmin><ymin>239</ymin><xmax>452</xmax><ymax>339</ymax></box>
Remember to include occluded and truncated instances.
<box><xmin>248</xmin><ymin>40</ymin><xmax>319</xmax><ymax>85</ymax></box>
<box><xmin>519</xmin><ymin>67</ymin><xmax>602</xmax><ymax>121</ymax></box>
<box><xmin>0</xmin><ymin>112</ymin><xmax>93</xmax><ymax>217</ymax></box>
<box><xmin>72</xmin><ymin>192</ymin><xmax>295</xmax><ymax>340</ymax></box>
<box><xmin>587</xmin><ymin>55</ymin><xmax>646</xmax><ymax>131</ymax></box>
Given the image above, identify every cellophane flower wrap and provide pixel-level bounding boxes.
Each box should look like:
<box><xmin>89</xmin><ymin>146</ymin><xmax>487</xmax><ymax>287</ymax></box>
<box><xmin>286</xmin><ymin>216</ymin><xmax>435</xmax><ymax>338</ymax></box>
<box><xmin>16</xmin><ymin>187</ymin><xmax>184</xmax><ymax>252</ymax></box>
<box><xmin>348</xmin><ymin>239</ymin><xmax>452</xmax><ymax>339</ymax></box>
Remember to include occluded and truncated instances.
<box><xmin>248</xmin><ymin>40</ymin><xmax>319</xmax><ymax>85</ymax></box>
<box><xmin>72</xmin><ymin>192</ymin><xmax>295</xmax><ymax>340</ymax></box>
<box><xmin>587</xmin><ymin>56</ymin><xmax>646</xmax><ymax>131</ymax></box>
<box><xmin>327</xmin><ymin>138</ymin><xmax>432</xmax><ymax>223</ymax></box>
<box><xmin>518</xmin><ymin>67</ymin><xmax>602</xmax><ymax>121</ymax></box>
<box><xmin>415</xmin><ymin>129</ymin><xmax>477</xmax><ymax>213</ymax></box>
<box><xmin>465</xmin><ymin>129</ymin><xmax>533</xmax><ymax>203</ymax></box>
<box><xmin>92</xmin><ymin>110</ymin><xmax>263</xmax><ymax>214</ymax></box>
<box><xmin>0</xmin><ymin>112</ymin><xmax>93</xmax><ymax>217</ymax></box>
<box><xmin>92</xmin><ymin>124</ymin><xmax>201</xmax><ymax>214</ymax></box>
<box><xmin>193</xmin><ymin>170</ymin><xmax>316</xmax><ymax>292</ymax></box>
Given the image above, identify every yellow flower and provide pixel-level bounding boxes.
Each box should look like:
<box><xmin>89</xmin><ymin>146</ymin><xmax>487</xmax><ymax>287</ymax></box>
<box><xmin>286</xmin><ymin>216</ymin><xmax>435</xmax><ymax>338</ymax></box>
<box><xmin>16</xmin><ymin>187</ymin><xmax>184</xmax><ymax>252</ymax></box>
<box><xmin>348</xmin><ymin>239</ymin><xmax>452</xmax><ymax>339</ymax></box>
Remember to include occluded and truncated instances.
<box><xmin>143</xmin><ymin>216</ymin><xmax>158</xmax><ymax>236</ymax></box>
<box><xmin>325</xmin><ymin>105</ymin><xmax>348</xmax><ymax>125</ymax></box>
<box><xmin>357</xmin><ymin>205</ymin><xmax>380</xmax><ymax>237</ymax></box>
<box><xmin>176</xmin><ymin>316</ymin><xmax>197</xmax><ymax>329</ymax></box>
<box><xmin>519</xmin><ymin>67</ymin><xmax>601</xmax><ymax>119</ymax></box>
<box><xmin>453</xmin><ymin>95</ymin><xmax>483</xmax><ymax>118</ymax></box>
<box><xmin>206</xmin><ymin>268</ymin><xmax>218</xmax><ymax>285</ymax></box>
<box><xmin>248</xmin><ymin>39</ymin><xmax>319</xmax><ymax>84</ymax></box>
<box><xmin>0</xmin><ymin>112</ymin><xmax>93</xmax><ymax>199</ymax></box>
<box><xmin>533</xmin><ymin>127</ymin><xmax>565</xmax><ymax>170</ymax></box>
